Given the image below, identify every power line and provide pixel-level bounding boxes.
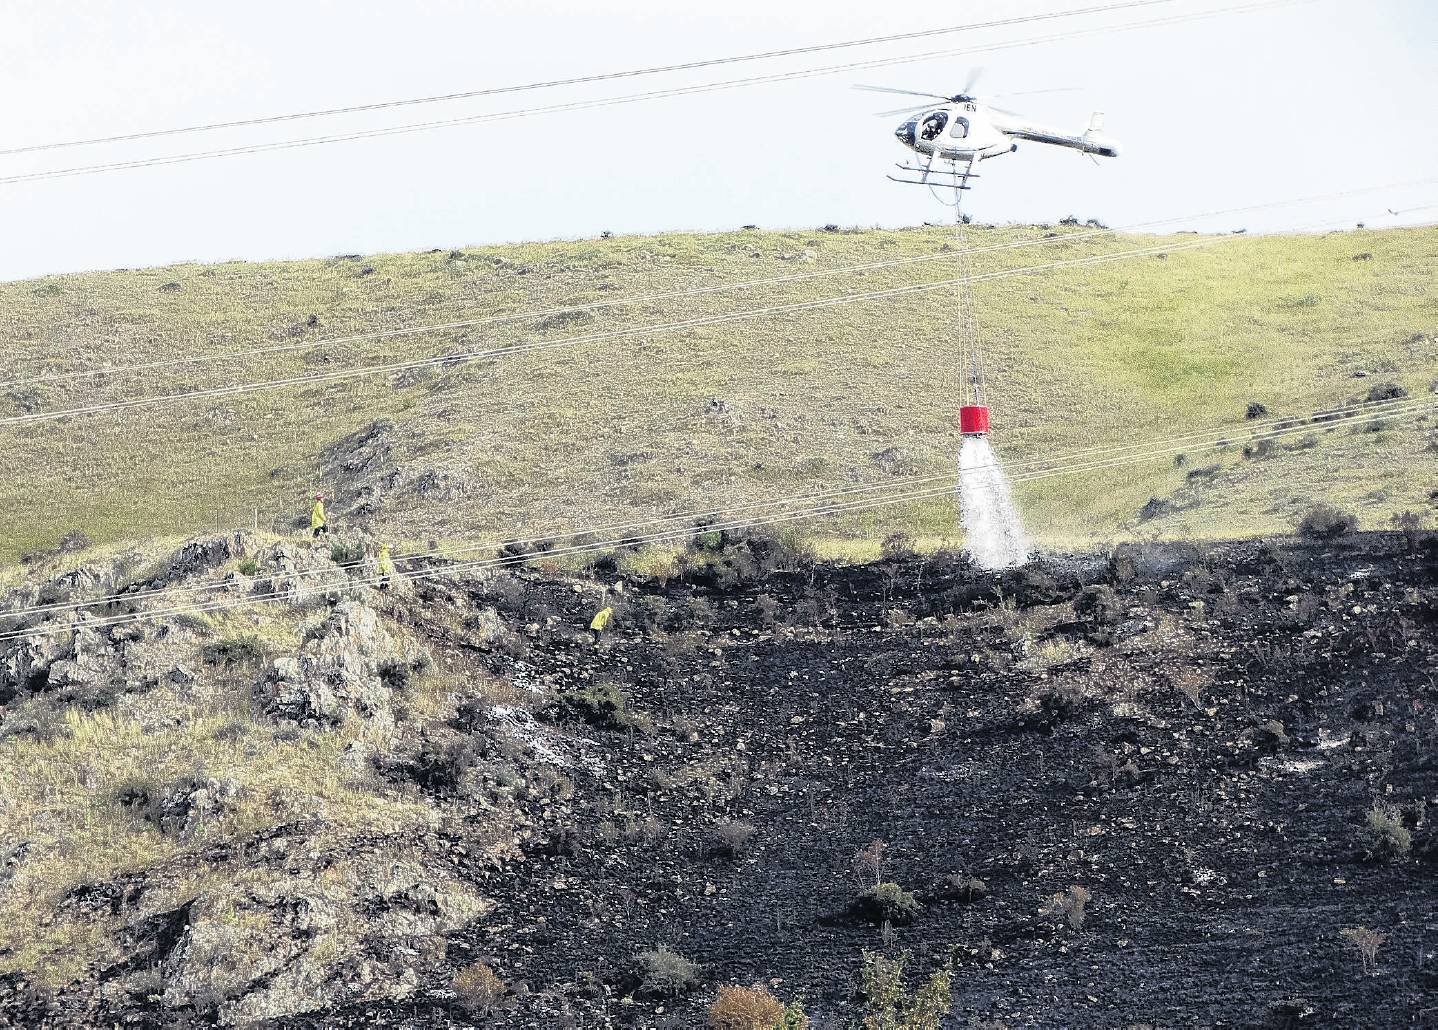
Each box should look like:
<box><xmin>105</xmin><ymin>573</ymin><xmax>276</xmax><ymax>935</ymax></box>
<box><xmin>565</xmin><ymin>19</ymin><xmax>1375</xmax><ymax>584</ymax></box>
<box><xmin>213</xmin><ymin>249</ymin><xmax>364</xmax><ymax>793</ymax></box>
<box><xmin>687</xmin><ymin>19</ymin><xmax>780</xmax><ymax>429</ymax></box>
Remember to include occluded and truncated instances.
<box><xmin>0</xmin><ymin>236</ymin><xmax>1306</xmax><ymax>429</ymax></box>
<box><xmin>3</xmin><ymin>397</ymin><xmax>1427</xmax><ymax>641</ymax></box>
<box><xmin>0</xmin><ymin>0</ymin><xmax>1190</xmax><ymax>157</ymax></box>
<box><xmin>0</xmin><ymin>0</ymin><xmax>1307</xmax><ymax>187</ymax></box>
<box><xmin>4</xmin><ymin>392</ymin><xmax>1425</xmax><ymax>626</ymax></box>
<box><xmin>8</xmin><ymin>177</ymin><xmax>1428</xmax><ymax>391</ymax></box>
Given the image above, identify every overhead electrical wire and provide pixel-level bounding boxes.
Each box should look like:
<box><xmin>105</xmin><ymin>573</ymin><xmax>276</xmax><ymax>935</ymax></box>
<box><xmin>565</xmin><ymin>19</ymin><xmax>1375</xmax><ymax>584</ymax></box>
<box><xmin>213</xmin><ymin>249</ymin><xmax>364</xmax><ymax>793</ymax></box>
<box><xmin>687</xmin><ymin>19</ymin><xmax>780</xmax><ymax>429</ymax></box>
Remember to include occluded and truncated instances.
<box><xmin>2</xmin><ymin>397</ymin><xmax>1428</xmax><ymax>642</ymax></box>
<box><xmin>11</xmin><ymin>188</ymin><xmax>1433</xmax><ymax>429</ymax></box>
<box><xmin>0</xmin><ymin>0</ymin><xmax>1309</xmax><ymax>187</ymax></box>
<box><xmin>4</xmin><ymin>392</ymin><xmax>1427</xmax><ymax>628</ymax></box>
<box><xmin>7</xmin><ymin>177</ymin><xmax>1429</xmax><ymax>391</ymax></box>
<box><xmin>0</xmin><ymin>238</ymin><xmax>1220</xmax><ymax>428</ymax></box>
<box><xmin>0</xmin><ymin>0</ymin><xmax>1194</xmax><ymax>157</ymax></box>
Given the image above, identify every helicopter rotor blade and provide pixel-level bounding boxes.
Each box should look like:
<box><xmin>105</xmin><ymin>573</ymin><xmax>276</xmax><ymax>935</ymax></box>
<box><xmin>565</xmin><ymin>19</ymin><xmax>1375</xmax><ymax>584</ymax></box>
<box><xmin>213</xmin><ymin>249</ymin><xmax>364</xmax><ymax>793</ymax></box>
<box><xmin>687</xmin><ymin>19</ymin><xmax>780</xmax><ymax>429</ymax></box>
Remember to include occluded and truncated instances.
<box><xmin>853</xmin><ymin>84</ymin><xmax>951</xmax><ymax>101</ymax></box>
<box><xmin>873</xmin><ymin>103</ymin><xmax>934</xmax><ymax>118</ymax></box>
<box><xmin>985</xmin><ymin>87</ymin><xmax>1081</xmax><ymax>99</ymax></box>
<box><xmin>960</xmin><ymin>66</ymin><xmax>986</xmax><ymax>97</ymax></box>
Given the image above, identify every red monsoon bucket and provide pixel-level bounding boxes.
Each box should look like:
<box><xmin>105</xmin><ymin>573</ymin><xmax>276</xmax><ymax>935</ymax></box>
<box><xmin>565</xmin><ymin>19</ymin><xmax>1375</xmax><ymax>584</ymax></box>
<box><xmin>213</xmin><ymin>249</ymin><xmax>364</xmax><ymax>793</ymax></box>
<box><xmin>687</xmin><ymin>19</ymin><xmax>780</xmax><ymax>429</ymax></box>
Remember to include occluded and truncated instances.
<box><xmin>959</xmin><ymin>404</ymin><xmax>990</xmax><ymax>435</ymax></box>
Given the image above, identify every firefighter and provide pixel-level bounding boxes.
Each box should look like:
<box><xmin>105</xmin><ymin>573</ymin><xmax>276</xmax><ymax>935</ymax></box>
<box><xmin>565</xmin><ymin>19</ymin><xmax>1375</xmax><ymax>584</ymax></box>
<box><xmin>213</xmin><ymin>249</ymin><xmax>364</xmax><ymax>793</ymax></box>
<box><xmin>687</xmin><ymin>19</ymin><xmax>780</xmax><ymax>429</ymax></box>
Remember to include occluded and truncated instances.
<box><xmin>589</xmin><ymin>598</ymin><xmax>614</xmax><ymax>645</ymax></box>
<box><xmin>310</xmin><ymin>493</ymin><xmax>329</xmax><ymax>538</ymax></box>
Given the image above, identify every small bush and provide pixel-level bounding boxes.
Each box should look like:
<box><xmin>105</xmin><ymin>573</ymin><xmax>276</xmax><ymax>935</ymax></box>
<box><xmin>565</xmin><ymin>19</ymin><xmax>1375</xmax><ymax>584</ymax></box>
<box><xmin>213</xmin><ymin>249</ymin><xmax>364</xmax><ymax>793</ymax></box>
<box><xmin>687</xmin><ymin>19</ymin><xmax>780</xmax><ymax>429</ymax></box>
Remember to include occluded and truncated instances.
<box><xmin>200</xmin><ymin>634</ymin><xmax>269</xmax><ymax>668</ymax></box>
<box><xmin>1339</xmin><ymin>925</ymin><xmax>1386</xmax><ymax>976</ymax></box>
<box><xmin>881</xmin><ymin>531</ymin><xmax>916</xmax><ymax>562</ymax></box>
<box><xmin>329</xmin><ymin>540</ymin><xmax>366</xmax><ymax>565</ymax></box>
<box><xmin>637</xmin><ymin>944</ymin><xmax>699</xmax><ymax>998</ymax></box>
<box><xmin>713</xmin><ymin>819</ymin><xmax>756</xmax><ymax>859</ymax></box>
<box><xmin>858</xmin><ymin>951</ymin><xmax>952</xmax><ymax>1030</ymax></box>
<box><xmin>851</xmin><ymin>881</ymin><xmax>922</xmax><ymax>926</ymax></box>
<box><xmin>1039</xmin><ymin>885</ymin><xmax>1091</xmax><ymax>930</ymax></box>
<box><xmin>1074</xmin><ymin>584</ymin><xmax>1122</xmax><ymax>626</ymax></box>
<box><xmin>1364</xmin><ymin>382</ymin><xmax>1408</xmax><ymax>403</ymax></box>
<box><xmin>937</xmin><ymin>874</ymin><xmax>988</xmax><ymax>903</ymax></box>
<box><xmin>453</xmin><ymin>960</ymin><xmax>507</xmax><ymax>1015</ymax></box>
<box><xmin>1298</xmin><ymin>504</ymin><xmax>1358</xmax><ymax>540</ymax></box>
<box><xmin>707</xmin><ymin>984</ymin><xmax>801</xmax><ymax>1030</ymax></box>
<box><xmin>1245</xmin><ymin>401</ymin><xmax>1269</xmax><ymax>420</ymax></box>
<box><xmin>557</xmin><ymin>680</ymin><xmax>632</xmax><ymax>730</ymax></box>
<box><xmin>1357</xmin><ymin>803</ymin><xmax>1411</xmax><ymax>862</ymax></box>
<box><xmin>236</xmin><ymin>557</ymin><xmax>259</xmax><ymax>576</ymax></box>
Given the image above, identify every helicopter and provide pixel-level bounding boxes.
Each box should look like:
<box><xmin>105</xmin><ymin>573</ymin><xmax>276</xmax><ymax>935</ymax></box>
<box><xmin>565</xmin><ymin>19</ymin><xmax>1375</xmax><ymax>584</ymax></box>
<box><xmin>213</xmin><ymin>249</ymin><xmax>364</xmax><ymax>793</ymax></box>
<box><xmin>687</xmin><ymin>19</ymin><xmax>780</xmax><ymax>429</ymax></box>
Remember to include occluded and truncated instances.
<box><xmin>860</xmin><ymin>74</ymin><xmax>1120</xmax><ymax>189</ymax></box>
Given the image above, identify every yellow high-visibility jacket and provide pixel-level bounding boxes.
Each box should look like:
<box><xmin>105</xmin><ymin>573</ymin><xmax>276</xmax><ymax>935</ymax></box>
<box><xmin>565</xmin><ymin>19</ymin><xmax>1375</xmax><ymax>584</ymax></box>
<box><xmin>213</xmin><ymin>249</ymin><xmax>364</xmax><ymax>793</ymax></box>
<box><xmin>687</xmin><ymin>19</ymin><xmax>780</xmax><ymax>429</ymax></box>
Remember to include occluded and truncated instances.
<box><xmin>590</xmin><ymin>606</ymin><xmax>613</xmax><ymax>632</ymax></box>
<box><xmin>310</xmin><ymin>500</ymin><xmax>327</xmax><ymax>530</ymax></box>
<box><xmin>378</xmin><ymin>548</ymin><xmax>395</xmax><ymax>576</ymax></box>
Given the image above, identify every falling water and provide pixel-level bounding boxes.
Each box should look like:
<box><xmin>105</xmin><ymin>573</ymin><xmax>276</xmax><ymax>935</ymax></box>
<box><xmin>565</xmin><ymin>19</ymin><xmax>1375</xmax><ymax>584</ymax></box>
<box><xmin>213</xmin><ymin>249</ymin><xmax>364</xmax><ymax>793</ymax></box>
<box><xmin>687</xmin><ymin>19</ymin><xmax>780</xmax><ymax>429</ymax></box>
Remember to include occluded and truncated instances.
<box><xmin>957</xmin><ymin>435</ymin><xmax>1031</xmax><ymax>570</ymax></box>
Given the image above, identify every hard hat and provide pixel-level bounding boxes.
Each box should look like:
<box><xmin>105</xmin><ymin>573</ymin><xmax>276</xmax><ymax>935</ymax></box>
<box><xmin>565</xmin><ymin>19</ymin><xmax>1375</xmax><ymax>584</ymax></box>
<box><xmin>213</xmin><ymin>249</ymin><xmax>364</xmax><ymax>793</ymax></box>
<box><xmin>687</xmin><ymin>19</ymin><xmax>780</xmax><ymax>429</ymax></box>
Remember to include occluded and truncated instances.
<box><xmin>314</xmin><ymin>492</ymin><xmax>324</xmax><ymax>500</ymax></box>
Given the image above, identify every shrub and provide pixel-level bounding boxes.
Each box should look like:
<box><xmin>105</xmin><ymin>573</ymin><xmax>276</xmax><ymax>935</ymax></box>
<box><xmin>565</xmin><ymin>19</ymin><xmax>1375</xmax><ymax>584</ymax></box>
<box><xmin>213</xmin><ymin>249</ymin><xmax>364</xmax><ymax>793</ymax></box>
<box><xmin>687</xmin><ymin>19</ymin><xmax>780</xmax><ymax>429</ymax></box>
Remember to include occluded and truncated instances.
<box><xmin>937</xmin><ymin>874</ymin><xmax>988</xmax><ymax>903</ymax></box>
<box><xmin>1298</xmin><ymin>504</ymin><xmax>1357</xmax><ymax>540</ymax></box>
<box><xmin>858</xmin><ymin>951</ymin><xmax>952</xmax><ymax>1030</ymax></box>
<box><xmin>755</xmin><ymin>594</ymin><xmax>780</xmax><ymax>630</ymax></box>
<box><xmin>1391</xmin><ymin>510</ymin><xmax>1427</xmax><ymax>551</ymax></box>
<box><xmin>1035</xmin><ymin>680</ymin><xmax>1087</xmax><ymax>722</ymax></box>
<box><xmin>1339</xmin><ymin>926</ymin><xmax>1386</xmax><ymax>976</ymax></box>
<box><xmin>236</xmin><ymin>557</ymin><xmax>259</xmax><ymax>576</ymax></box>
<box><xmin>637</xmin><ymin>944</ymin><xmax>699</xmax><ymax>998</ymax></box>
<box><xmin>453</xmin><ymin>960</ymin><xmax>507</xmax><ymax>1015</ymax></box>
<box><xmin>713</xmin><ymin>819</ymin><xmax>756</xmax><ymax>859</ymax></box>
<box><xmin>329</xmin><ymin>539</ymin><xmax>366</xmax><ymax>565</ymax></box>
<box><xmin>1357</xmin><ymin>803</ymin><xmax>1411</xmax><ymax>861</ymax></box>
<box><xmin>1074</xmin><ymin>584</ymin><xmax>1122</xmax><ymax>626</ymax></box>
<box><xmin>557</xmin><ymin>680</ymin><xmax>631</xmax><ymax>730</ymax></box>
<box><xmin>707</xmin><ymin>984</ymin><xmax>797</xmax><ymax>1030</ymax></box>
<box><xmin>1038</xmin><ymin>885</ymin><xmax>1091</xmax><ymax>930</ymax></box>
<box><xmin>881</xmin><ymin>531</ymin><xmax>916</xmax><ymax>562</ymax></box>
<box><xmin>851</xmin><ymin>881</ymin><xmax>922</xmax><ymax>926</ymax></box>
<box><xmin>1245</xmin><ymin>401</ymin><xmax>1269</xmax><ymax>420</ymax></box>
<box><xmin>1365</xmin><ymin>382</ymin><xmax>1408</xmax><ymax>403</ymax></box>
<box><xmin>200</xmin><ymin>634</ymin><xmax>269</xmax><ymax>668</ymax></box>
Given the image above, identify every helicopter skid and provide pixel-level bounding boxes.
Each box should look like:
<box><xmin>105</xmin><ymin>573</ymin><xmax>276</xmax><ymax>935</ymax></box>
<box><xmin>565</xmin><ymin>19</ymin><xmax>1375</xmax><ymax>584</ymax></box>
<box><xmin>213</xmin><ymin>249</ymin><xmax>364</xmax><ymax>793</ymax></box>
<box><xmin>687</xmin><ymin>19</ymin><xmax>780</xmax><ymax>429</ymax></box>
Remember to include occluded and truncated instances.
<box><xmin>888</xmin><ymin>162</ymin><xmax>979</xmax><ymax>188</ymax></box>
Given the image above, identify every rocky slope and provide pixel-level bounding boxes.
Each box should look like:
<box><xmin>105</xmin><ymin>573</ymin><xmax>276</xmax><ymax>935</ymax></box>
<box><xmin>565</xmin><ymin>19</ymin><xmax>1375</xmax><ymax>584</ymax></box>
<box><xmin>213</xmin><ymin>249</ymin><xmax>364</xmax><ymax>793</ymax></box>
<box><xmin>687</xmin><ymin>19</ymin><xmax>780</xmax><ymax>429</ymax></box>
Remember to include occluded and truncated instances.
<box><xmin>0</xmin><ymin>526</ymin><xmax>1435</xmax><ymax>1027</ymax></box>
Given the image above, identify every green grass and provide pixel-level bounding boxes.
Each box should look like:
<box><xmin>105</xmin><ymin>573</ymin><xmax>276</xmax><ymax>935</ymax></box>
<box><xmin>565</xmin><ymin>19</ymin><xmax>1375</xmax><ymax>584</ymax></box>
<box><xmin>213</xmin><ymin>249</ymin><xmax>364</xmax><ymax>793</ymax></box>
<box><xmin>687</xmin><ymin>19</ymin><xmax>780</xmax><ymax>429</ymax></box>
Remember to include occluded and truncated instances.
<box><xmin>1</xmin><ymin>224</ymin><xmax>1434</xmax><ymax>565</ymax></box>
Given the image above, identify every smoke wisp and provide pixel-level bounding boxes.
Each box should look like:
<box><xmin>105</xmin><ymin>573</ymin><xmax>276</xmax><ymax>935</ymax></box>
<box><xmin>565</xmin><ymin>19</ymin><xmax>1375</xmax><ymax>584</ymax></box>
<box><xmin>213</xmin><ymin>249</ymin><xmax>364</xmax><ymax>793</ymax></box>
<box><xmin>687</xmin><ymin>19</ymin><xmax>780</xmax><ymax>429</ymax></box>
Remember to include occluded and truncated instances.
<box><xmin>958</xmin><ymin>435</ymin><xmax>1031</xmax><ymax>570</ymax></box>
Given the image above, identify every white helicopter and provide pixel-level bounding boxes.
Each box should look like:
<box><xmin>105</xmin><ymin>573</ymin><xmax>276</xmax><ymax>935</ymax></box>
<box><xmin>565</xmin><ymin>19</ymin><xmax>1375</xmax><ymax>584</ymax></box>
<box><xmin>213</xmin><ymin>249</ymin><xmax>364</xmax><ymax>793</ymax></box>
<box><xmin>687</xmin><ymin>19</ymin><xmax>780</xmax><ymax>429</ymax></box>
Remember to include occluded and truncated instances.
<box><xmin>860</xmin><ymin>74</ymin><xmax>1120</xmax><ymax>189</ymax></box>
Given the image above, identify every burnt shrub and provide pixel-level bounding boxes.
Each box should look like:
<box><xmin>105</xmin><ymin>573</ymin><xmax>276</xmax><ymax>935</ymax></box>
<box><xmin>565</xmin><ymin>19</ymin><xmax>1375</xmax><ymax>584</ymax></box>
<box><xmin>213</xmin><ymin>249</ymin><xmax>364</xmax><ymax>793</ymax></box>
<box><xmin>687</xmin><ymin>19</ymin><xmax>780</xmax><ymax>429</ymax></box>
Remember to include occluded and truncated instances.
<box><xmin>1298</xmin><ymin>504</ymin><xmax>1358</xmax><ymax>540</ymax></box>
<box><xmin>935</xmin><ymin>874</ymin><xmax>989</xmax><ymax>903</ymax></box>
<box><xmin>1245</xmin><ymin>401</ymin><xmax>1270</xmax><ymax>420</ymax></box>
<box><xmin>850</xmin><ymin>881</ymin><xmax>922</xmax><ymax>926</ymax></box>
<box><xmin>1074</xmin><ymin>584</ymin><xmax>1122</xmax><ymax>626</ymax></box>
<box><xmin>1039</xmin><ymin>885</ymin><xmax>1091</xmax><ymax>930</ymax></box>
<box><xmin>712</xmin><ymin>819</ymin><xmax>756</xmax><ymax>859</ymax></box>
<box><xmin>404</xmin><ymin>737</ymin><xmax>483</xmax><ymax>793</ymax></box>
<box><xmin>1035</xmin><ymin>680</ymin><xmax>1087</xmax><ymax>723</ymax></box>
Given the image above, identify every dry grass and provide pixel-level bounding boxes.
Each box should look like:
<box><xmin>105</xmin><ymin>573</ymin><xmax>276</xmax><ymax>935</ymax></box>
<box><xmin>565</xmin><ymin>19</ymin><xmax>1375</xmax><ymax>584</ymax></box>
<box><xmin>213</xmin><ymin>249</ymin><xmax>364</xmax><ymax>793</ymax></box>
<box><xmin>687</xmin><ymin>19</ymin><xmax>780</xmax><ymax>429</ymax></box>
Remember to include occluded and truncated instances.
<box><xmin>0</xmin><ymin>225</ymin><xmax>1433</xmax><ymax>565</ymax></box>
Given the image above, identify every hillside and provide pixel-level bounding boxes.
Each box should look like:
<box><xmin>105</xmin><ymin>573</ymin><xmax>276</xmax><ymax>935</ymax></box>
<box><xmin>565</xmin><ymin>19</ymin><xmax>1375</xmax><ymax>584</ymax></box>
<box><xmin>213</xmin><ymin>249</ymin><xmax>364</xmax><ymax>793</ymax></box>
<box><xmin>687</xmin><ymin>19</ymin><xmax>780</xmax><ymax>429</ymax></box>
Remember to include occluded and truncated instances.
<box><xmin>1</xmin><ymin>223</ymin><xmax>1435</xmax><ymax>568</ymax></box>
<box><xmin>0</xmin><ymin>527</ymin><xmax>1434</xmax><ymax>1026</ymax></box>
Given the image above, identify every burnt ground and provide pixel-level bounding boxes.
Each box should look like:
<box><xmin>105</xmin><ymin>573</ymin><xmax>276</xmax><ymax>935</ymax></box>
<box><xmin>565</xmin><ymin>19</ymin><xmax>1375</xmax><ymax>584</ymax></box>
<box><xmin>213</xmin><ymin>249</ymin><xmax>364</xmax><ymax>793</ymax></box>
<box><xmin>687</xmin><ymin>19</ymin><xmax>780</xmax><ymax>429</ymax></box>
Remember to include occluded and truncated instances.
<box><xmin>327</xmin><ymin>532</ymin><xmax>1436</xmax><ymax>1028</ymax></box>
<box><xmin>10</xmin><ymin>531</ymin><xmax>1437</xmax><ymax>1028</ymax></box>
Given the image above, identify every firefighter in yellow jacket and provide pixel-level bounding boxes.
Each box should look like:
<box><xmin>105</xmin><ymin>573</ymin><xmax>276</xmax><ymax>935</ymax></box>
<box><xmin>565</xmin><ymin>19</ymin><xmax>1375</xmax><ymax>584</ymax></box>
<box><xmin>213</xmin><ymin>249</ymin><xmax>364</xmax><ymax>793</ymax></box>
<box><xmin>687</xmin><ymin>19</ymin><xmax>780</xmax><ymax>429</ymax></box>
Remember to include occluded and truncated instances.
<box><xmin>589</xmin><ymin>600</ymin><xmax>614</xmax><ymax>645</ymax></box>
<box><xmin>310</xmin><ymin>493</ymin><xmax>329</xmax><ymax>538</ymax></box>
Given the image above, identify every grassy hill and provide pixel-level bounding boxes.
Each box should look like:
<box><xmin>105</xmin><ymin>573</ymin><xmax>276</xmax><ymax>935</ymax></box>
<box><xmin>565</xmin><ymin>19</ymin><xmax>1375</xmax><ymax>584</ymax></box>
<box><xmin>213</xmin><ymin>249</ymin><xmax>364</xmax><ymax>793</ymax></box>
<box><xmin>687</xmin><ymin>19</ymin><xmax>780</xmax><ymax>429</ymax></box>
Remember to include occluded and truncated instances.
<box><xmin>1</xmin><ymin>223</ymin><xmax>1434</xmax><ymax>566</ymax></box>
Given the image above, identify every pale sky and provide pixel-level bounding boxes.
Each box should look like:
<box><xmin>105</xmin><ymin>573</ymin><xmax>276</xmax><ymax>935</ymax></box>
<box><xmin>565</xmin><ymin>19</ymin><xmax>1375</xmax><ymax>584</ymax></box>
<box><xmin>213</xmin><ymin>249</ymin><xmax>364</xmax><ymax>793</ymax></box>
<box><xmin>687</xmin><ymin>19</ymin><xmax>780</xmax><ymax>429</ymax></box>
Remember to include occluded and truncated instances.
<box><xmin>1</xmin><ymin>0</ymin><xmax>1434</xmax><ymax>282</ymax></box>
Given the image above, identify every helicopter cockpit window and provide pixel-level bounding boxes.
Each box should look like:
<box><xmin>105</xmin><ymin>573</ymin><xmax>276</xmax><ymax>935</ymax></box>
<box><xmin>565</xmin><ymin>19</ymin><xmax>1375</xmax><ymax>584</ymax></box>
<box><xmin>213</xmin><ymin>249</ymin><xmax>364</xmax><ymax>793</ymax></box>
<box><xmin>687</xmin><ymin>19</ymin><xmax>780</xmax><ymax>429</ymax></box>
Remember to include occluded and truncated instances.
<box><xmin>949</xmin><ymin>116</ymin><xmax>970</xmax><ymax>139</ymax></box>
<box><xmin>919</xmin><ymin>112</ymin><xmax>948</xmax><ymax>142</ymax></box>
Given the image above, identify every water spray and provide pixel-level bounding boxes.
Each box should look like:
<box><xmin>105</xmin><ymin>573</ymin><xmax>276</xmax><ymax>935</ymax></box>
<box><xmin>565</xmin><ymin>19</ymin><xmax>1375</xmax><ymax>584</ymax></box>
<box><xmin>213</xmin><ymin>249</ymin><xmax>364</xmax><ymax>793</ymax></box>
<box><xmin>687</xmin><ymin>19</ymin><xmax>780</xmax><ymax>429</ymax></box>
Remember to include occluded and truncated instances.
<box><xmin>948</xmin><ymin>186</ymin><xmax>1032</xmax><ymax>570</ymax></box>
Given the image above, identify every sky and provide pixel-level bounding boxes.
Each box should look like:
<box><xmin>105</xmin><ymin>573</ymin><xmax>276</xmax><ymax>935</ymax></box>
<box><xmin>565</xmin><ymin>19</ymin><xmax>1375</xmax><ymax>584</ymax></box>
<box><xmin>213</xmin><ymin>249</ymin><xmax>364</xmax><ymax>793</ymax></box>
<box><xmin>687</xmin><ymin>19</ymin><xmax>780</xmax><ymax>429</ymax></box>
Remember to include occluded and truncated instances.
<box><xmin>0</xmin><ymin>0</ymin><xmax>1434</xmax><ymax>282</ymax></box>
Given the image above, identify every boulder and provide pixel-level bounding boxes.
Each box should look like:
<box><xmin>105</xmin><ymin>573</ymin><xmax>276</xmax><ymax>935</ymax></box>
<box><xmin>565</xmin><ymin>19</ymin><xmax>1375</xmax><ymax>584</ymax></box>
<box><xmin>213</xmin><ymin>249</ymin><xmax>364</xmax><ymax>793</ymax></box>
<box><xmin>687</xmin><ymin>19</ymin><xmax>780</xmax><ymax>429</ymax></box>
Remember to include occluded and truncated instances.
<box><xmin>257</xmin><ymin>602</ymin><xmax>422</xmax><ymax>727</ymax></box>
